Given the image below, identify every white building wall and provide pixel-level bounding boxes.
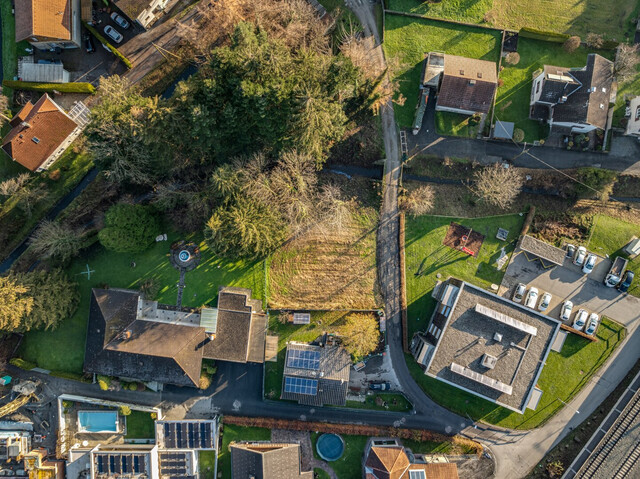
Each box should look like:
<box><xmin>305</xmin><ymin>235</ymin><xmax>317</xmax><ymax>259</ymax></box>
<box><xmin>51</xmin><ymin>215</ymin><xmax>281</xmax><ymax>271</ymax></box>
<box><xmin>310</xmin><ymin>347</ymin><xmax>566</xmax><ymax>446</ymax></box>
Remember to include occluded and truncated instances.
<box><xmin>434</xmin><ymin>104</ymin><xmax>477</xmax><ymax>116</ymax></box>
<box><xmin>530</xmin><ymin>73</ymin><xmax>544</xmax><ymax>104</ymax></box>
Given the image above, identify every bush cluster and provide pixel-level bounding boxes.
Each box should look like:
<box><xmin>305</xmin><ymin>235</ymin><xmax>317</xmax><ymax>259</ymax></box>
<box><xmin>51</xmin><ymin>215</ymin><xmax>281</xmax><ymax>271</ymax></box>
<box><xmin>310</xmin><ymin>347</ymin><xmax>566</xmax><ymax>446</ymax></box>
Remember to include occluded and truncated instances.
<box><xmin>2</xmin><ymin>80</ymin><xmax>96</xmax><ymax>94</ymax></box>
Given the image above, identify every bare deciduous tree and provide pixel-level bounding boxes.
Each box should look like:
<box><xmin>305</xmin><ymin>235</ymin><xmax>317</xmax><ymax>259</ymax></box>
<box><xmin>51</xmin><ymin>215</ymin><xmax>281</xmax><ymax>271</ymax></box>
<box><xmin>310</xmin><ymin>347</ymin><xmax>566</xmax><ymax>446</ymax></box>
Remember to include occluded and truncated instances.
<box><xmin>14</xmin><ymin>184</ymin><xmax>48</xmax><ymax>217</ymax></box>
<box><xmin>0</xmin><ymin>173</ymin><xmax>31</xmax><ymax>196</ymax></box>
<box><xmin>471</xmin><ymin>164</ymin><xmax>523</xmax><ymax>209</ymax></box>
<box><xmin>563</xmin><ymin>36</ymin><xmax>581</xmax><ymax>53</ymax></box>
<box><xmin>585</xmin><ymin>33</ymin><xmax>604</xmax><ymax>49</ymax></box>
<box><xmin>614</xmin><ymin>44</ymin><xmax>640</xmax><ymax>82</ymax></box>
<box><xmin>30</xmin><ymin>220</ymin><xmax>83</xmax><ymax>262</ymax></box>
<box><xmin>400</xmin><ymin>185</ymin><xmax>435</xmax><ymax>216</ymax></box>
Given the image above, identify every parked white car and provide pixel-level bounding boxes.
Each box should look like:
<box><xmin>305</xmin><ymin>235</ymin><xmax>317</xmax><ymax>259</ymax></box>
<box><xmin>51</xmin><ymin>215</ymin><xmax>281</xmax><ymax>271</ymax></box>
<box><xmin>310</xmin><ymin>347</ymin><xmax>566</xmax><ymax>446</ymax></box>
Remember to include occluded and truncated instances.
<box><xmin>572</xmin><ymin>309</ymin><xmax>588</xmax><ymax>331</ymax></box>
<box><xmin>538</xmin><ymin>292</ymin><xmax>552</xmax><ymax>311</ymax></box>
<box><xmin>513</xmin><ymin>283</ymin><xmax>526</xmax><ymax>303</ymax></box>
<box><xmin>585</xmin><ymin>313</ymin><xmax>599</xmax><ymax>335</ymax></box>
<box><xmin>524</xmin><ymin>287</ymin><xmax>539</xmax><ymax>309</ymax></box>
<box><xmin>104</xmin><ymin>25</ymin><xmax>123</xmax><ymax>43</ymax></box>
<box><xmin>582</xmin><ymin>254</ymin><xmax>597</xmax><ymax>274</ymax></box>
<box><xmin>573</xmin><ymin>246</ymin><xmax>587</xmax><ymax>266</ymax></box>
<box><xmin>111</xmin><ymin>12</ymin><xmax>130</xmax><ymax>29</ymax></box>
<box><xmin>560</xmin><ymin>300</ymin><xmax>574</xmax><ymax>321</ymax></box>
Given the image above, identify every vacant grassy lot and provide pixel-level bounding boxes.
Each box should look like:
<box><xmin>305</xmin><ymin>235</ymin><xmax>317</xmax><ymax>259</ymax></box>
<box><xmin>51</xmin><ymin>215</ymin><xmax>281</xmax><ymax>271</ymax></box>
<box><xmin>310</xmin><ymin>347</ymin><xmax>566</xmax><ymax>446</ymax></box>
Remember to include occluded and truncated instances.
<box><xmin>125</xmin><ymin>411</ymin><xmax>155</xmax><ymax>439</ymax></box>
<box><xmin>268</xmin><ymin>177</ymin><xmax>379</xmax><ymax>310</ymax></box>
<box><xmin>386</xmin><ymin>0</ymin><xmax>639</xmax><ymax>39</ymax></box>
<box><xmin>407</xmin><ymin>316</ymin><xmax>626</xmax><ymax>429</ymax></box>
<box><xmin>588</xmin><ymin>214</ymin><xmax>640</xmax><ymax>297</ymax></box>
<box><xmin>383</xmin><ymin>14</ymin><xmax>501</xmax><ymax>128</ymax></box>
<box><xmin>435</xmin><ymin>112</ymin><xmax>480</xmax><ymax>138</ymax></box>
<box><xmin>405</xmin><ymin>214</ymin><xmax>524</xmax><ymax>338</ymax></box>
<box><xmin>264</xmin><ymin>310</ymin><xmax>379</xmax><ymax>400</ymax></box>
<box><xmin>495</xmin><ymin>39</ymin><xmax>609</xmax><ymax>143</ymax></box>
<box><xmin>218</xmin><ymin>425</ymin><xmax>271</xmax><ymax>479</ymax></box>
<box><xmin>17</xmin><ymin>232</ymin><xmax>264</xmax><ymax>373</ymax></box>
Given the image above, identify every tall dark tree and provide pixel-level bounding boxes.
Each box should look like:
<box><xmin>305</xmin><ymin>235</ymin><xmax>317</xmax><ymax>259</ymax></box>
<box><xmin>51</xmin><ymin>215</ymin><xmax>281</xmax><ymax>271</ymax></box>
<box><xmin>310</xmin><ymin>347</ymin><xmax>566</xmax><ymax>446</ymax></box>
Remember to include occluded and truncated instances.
<box><xmin>98</xmin><ymin>203</ymin><xmax>160</xmax><ymax>253</ymax></box>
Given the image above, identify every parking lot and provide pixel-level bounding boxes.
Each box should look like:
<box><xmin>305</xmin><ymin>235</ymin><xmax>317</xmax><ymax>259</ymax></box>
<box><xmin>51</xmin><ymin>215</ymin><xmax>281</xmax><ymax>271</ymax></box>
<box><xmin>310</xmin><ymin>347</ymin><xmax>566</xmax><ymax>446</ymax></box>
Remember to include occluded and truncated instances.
<box><xmin>500</xmin><ymin>248</ymin><xmax>640</xmax><ymax>329</ymax></box>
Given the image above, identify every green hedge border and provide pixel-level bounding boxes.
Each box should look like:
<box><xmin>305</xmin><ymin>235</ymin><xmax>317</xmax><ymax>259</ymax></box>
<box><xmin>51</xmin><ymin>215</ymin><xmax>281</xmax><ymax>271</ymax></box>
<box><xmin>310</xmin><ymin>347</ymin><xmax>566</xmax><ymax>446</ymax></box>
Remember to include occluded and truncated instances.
<box><xmin>519</xmin><ymin>27</ymin><xmax>570</xmax><ymax>43</ymax></box>
<box><xmin>3</xmin><ymin>80</ymin><xmax>96</xmax><ymax>93</ymax></box>
<box><xmin>83</xmin><ymin>21</ymin><xmax>133</xmax><ymax>69</ymax></box>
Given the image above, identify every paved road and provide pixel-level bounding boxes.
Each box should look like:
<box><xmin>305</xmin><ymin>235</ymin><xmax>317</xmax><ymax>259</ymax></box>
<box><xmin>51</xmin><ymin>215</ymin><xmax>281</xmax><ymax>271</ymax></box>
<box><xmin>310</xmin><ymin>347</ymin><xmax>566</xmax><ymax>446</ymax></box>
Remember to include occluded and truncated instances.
<box><xmin>410</xmin><ymin>93</ymin><xmax>640</xmax><ymax>174</ymax></box>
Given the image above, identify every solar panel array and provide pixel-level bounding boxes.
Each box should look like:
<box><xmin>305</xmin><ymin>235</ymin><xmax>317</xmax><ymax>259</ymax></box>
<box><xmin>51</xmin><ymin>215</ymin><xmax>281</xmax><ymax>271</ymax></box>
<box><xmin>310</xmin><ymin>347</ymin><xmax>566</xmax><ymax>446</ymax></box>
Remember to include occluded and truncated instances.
<box><xmin>284</xmin><ymin>376</ymin><xmax>318</xmax><ymax>395</ymax></box>
<box><xmin>95</xmin><ymin>453</ymin><xmax>146</xmax><ymax>475</ymax></box>
<box><xmin>161</xmin><ymin>421</ymin><xmax>214</xmax><ymax>449</ymax></box>
<box><xmin>286</xmin><ymin>348</ymin><xmax>320</xmax><ymax>370</ymax></box>
<box><xmin>293</xmin><ymin>313</ymin><xmax>311</xmax><ymax>324</ymax></box>
<box><xmin>159</xmin><ymin>451</ymin><xmax>195</xmax><ymax>478</ymax></box>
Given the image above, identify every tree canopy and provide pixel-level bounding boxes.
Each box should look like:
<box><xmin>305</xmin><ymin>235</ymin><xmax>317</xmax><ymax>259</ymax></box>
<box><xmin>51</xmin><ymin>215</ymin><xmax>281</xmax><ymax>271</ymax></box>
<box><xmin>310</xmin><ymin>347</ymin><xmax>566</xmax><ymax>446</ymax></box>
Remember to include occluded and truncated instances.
<box><xmin>98</xmin><ymin>203</ymin><xmax>160</xmax><ymax>253</ymax></box>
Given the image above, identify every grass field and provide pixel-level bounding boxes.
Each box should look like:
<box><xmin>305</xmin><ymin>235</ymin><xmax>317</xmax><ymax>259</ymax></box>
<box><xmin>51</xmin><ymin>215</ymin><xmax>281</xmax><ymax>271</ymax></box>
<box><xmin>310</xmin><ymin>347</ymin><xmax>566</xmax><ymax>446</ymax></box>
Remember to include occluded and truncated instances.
<box><xmin>383</xmin><ymin>14</ymin><xmax>501</xmax><ymax>128</ymax></box>
<box><xmin>495</xmin><ymin>39</ymin><xmax>610</xmax><ymax>143</ymax></box>
<box><xmin>198</xmin><ymin>451</ymin><xmax>217</xmax><ymax>479</ymax></box>
<box><xmin>435</xmin><ymin>111</ymin><xmax>480</xmax><ymax>138</ymax></box>
<box><xmin>17</xmin><ymin>232</ymin><xmax>265</xmax><ymax>373</ymax></box>
<box><xmin>407</xmin><ymin>316</ymin><xmax>626</xmax><ymax>429</ymax></box>
<box><xmin>124</xmin><ymin>411</ymin><xmax>155</xmax><ymax>439</ymax></box>
<box><xmin>588</xmin><ymin>214</ymin><xmax>640</xmax><ymax>297</ymax></box>
<box><xmin>405</xmin><ymin>214</ymin><xmax>525</xmax><ymax>338</ymax></box>
<box><xmin>218</xmin><ymin>425</ymin><xmax>271</xmax><ymax>479</ymax></box>
<box><xmin>385</xmin><ymin>0</ymin><xmax>639</xmax><ymax>39</ymax></box>
<box><xmin>612</xmin><ymin>64</ymin><xmax>640</xmax><ymax>128</ymax></box>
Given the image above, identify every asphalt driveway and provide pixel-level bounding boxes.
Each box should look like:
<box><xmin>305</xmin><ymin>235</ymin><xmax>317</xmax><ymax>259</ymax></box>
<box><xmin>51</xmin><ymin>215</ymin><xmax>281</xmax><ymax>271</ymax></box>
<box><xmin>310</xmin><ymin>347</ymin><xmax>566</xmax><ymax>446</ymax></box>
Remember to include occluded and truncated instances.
<box><xmin>500</xmin><ymin>248</ymin><xmax>640</xmax><ymax>328</ymax></box>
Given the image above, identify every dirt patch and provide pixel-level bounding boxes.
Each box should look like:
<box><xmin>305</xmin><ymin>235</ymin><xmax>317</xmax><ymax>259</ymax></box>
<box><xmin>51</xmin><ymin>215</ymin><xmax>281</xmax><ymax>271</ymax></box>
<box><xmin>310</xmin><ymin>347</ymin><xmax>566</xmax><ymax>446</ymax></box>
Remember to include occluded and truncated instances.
<box><xmin>442</xmin><ymin>222</ymin><xmax>485</xmax><ymax>257</ymax></box>
<box><xmin>454</xmin><ymin>455</ymin><xmax>495</xmax><ymax>479</ymax></box>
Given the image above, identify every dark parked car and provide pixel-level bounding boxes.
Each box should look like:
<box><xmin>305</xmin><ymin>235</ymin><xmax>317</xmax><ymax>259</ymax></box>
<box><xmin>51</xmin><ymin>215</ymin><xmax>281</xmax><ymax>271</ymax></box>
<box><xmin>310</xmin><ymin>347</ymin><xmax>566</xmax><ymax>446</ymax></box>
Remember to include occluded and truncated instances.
<box><xmin>618</xmin><ymin>271</ymin><xmax>635</xmax><ymax>293</ymax></box>
<box><xmin>369</xmin><ymin>382</ymin><xmax>391</xmax><ymax>391</ymax></box>
<box><xmin>85</xmin><ymin>34</ymin><xmax>95</xmax><ymax>53</ymax></box>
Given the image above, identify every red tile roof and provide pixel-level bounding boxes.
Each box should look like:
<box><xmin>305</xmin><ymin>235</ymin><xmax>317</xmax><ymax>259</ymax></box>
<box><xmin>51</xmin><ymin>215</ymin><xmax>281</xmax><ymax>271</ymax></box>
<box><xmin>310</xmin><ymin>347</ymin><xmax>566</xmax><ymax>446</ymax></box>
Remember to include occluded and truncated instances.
<box><xmin>15</xmin><ymin>0</ymin><xmax>72</xmax><ymax>43</ymax></box>
<box><xmin>2</xmin><ymin>94</ymin><xmax>78</xmax><ymax>171</ymax></box>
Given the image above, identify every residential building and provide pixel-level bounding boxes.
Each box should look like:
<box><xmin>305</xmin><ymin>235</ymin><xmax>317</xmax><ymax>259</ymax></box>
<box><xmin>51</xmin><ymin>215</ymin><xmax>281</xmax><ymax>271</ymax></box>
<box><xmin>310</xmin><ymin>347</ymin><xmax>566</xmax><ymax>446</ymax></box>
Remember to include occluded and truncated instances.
<box><xmin>530</xmin><ymin>54</ymin><xmax>614</xmax><ymax>134</ymax></box>
<box><xmin>280</xmin><ymin>341</ymin><xmax>351</xmax><ymax>407</ymax></box>
<box><xmin>363</xmin><ymin>438</ymin><xmax>459</xmax><ymax>479</ymax></box>
<box><xmin>83</xmin><ymin>286</ymin><xmax>267</xmax><ymax>388</ymax></box>
<box><xmin>19</xmin><ymin>57</ymin><xmax>71</xmax><ymax>83</ymax></box>
<box><xmin>624</xmin><ymin>96</ymin><xmax>640</xmax><ymax>137</ymax></box>
<box><xmin>1</xmin><ymin>94</ymin><xmax>87</xmax><ymax>172</ymax></box>
<box><xmin>115</xmin><ymin>0</ymin><xmax>171</xmax><ymax>29</ymax></box>
<box><xmin>15</xmin><ymin>0</ymin><xmax>81</xmax><ymax>49</ymax></box>
<box><xmin>230</xmin><ymin>442</ymin><xmax>313</xmax><ymax>479</ymax></box>
<box><xmin>422</xmin><ymin>53</ymin><xmax>497</xmax><ymax>116</ymax></box>
<box><xmin>411</xmin><ymin>279</ymin><xmax>560</xmax><ymax>414</ymax></box>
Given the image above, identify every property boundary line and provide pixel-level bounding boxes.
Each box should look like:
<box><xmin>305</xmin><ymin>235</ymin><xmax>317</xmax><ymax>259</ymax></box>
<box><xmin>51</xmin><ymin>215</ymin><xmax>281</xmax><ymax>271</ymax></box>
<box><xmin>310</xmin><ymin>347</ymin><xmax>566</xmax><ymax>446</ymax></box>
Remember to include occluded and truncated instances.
<box><xmin>399</xmin><ymin>212</ymin><xmax>408</xmax><ymax>352</ymax></box>
<box><xmin>383</xmin><ymin>9</ymin><xmax>504</xmax><ymax>33</ymax></box>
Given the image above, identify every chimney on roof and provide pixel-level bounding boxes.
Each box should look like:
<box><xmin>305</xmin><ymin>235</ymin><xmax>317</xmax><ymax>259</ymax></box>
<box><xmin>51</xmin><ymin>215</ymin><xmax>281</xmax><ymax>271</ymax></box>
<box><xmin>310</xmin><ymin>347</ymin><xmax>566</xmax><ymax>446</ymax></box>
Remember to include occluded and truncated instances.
<box><xmin>477</xmin><ymin>72</ymin><xmax>482</xmax><ymax>79</ymax></box>
<box><xmin>469</xmin><ymin>79</ymin><xmax>476</xmax><ymax>86</ymax></box>
<box><xmin>20</xmin><ymin>121</ymin><xmax>31</xmax><ymax>129</ymax></box>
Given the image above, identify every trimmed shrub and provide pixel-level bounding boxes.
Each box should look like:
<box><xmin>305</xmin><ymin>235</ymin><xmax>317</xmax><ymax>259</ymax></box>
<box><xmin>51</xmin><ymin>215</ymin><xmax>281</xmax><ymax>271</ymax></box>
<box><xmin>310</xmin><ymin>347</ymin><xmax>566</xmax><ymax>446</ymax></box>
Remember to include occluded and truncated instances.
<box><xmin>98</xmin><ymin>203</ymin><xmax>160</xmax><ymax>253</ymax></box>
<box><xmin>513</xmin><ymin>128</ymin><xmax>525</xmax><ymax>142</ymax></box>
<box><xmin>83</xmin><ymin>22</ymin><xmax>133</xmax><ymax>69</ymax></box>
<box><xmin>119</xmin><ymin>405</ymin><xmax>132</xmax><ymax>416</ymax></box>
<box><xmin>563</xmin><ymin>36</ymin><xmax>581</xmax><ymax>53</ymax></box>
<box><xmin>48</xmin><ymin>169</ymin><xmax>61</xmax><ymax>181</ymax></box>
<box><xmin>504</xmin><ymin>52</ymin><xmax>520</xmax><ymax>65</ymax></box>
<box><xmin>3</xmin><ymin>80</ymin><xmax>96</xmax><ymax>94</ymax></box>
<box><xmin>9</xmin><ymin>357</ymin><xmax>36</xmax><ymax>370</ymax></box>
<box><xmin>50</xmin><ymin>371</ymin><xmax>89</xmax><ymax>382</ymax></box>
<box><xmin>97</xmin><ymin>375</ymin><xmax>111</xmax><ymax>390</ymax></box>
<box><xmin>519</xmin><ymin>27</ymin><xmax>570</xmax><ymax>43</ymax></box>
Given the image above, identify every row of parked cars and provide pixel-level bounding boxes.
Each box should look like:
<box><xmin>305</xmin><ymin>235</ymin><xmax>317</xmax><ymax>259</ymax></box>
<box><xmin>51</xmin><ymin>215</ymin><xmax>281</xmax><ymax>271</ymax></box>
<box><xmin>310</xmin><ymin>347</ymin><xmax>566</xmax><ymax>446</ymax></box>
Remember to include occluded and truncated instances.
<box><xmin>567</xmin><ymin>244</ymin><xmax>634</xmax><ymax>292</ymax></box>
<box><xmin>566</xmin><ymin>244</ymin><xmax>597</xmax><ymax>274</ymax></box>
<box><xmin>512</xmin><ymin>284</ymin><xmax>599</xmax><ymax>335</ymax></box>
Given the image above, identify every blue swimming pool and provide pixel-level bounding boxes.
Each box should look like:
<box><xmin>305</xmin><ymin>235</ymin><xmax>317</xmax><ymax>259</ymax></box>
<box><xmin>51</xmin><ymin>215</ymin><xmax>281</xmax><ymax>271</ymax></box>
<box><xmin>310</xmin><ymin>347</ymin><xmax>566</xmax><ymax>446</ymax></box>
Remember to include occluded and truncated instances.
<box><xmin>77</xmin><ymin>411</ymin><xmax>119</xmax><ymax>433</ymax></box>
<box><xmin>316</xmin><ymin>433</ymin><xmax>344</xmax><ymax>461</ymax></box>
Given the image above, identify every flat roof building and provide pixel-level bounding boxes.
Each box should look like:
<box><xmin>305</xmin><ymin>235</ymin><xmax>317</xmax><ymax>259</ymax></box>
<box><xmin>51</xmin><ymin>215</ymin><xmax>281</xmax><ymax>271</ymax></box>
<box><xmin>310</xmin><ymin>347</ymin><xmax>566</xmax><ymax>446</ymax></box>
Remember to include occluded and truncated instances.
<box><xmin>411</xmin><ymin>279</ymin><xmax>560</xmax><ymax>413</ymax></box>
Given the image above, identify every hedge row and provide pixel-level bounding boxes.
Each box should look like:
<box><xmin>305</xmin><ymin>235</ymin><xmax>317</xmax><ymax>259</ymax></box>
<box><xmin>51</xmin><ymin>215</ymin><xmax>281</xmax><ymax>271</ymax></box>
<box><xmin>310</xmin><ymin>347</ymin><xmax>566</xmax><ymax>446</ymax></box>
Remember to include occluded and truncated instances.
<box><xmin>519</xmin><ymin>27</ymin><xmax>570</xmax><ymax>43</ymax></box>
<box><xmin>83</xmin><ymin>21</ymin><xmax>133</xmax><ymax>69</ymax></box>
<box><xmin>3</xmin><ymin>80</ymin><xmax>96</xmax><ymax>93</ymax></box>
<box><xmin>222</xmin><ymin>415</ymin><xmax>459</xmax><ymax>444</ymax></box>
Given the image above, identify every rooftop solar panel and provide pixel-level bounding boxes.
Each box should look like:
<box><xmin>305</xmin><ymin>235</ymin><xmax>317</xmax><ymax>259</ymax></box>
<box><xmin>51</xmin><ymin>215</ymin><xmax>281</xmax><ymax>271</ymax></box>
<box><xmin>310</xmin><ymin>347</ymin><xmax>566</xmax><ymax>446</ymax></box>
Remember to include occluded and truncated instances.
<box><xmin>293</xmin><ymin>313</ymin><xmax>311</xmax><ymax>324</ymax></box>
<box><xmin>286</xmin><ymin>349</ymin><xmax>320</xmax><ymax>370</ymax></box>
<box><xmin>284</xmin><ymin>376</ymin><xmax>318</xmax><ymax>395</ymax></box>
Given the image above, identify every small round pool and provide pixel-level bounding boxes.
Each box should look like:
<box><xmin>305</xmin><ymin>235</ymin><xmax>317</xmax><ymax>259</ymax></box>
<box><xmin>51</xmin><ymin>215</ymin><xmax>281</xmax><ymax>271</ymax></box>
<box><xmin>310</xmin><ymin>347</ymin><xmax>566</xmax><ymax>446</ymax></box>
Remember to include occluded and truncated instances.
<box><xmin>316</xmin><ymin>433</ymin><xmax>344</xmax><ymax>461</ymax></box>
<box><xmin>178</xmin><ymin>250</ymin><xmax>191</xmax><ymax>262</ymax></box>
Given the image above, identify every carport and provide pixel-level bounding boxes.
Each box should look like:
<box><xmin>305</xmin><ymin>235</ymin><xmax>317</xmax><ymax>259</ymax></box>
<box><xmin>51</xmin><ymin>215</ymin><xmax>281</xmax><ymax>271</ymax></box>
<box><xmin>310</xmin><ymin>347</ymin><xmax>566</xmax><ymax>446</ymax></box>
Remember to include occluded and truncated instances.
<box><xmin>519</xmin><ymin>235</ymin><xmax>566</xmax><ymax>269</ymax></box>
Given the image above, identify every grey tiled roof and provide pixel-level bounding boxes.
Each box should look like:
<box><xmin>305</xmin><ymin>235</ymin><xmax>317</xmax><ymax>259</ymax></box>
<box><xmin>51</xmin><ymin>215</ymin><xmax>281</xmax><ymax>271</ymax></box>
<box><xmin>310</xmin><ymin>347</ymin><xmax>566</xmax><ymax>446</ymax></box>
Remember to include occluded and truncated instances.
<box><xmin>519</xmin><ymin>235</ymin><xmax>566</xmax><ymax>266</ymax></box>
<box><xmin>230</xmin><ymin>443</ymin><xmax>313</xmax><ymax>479</ymax></box>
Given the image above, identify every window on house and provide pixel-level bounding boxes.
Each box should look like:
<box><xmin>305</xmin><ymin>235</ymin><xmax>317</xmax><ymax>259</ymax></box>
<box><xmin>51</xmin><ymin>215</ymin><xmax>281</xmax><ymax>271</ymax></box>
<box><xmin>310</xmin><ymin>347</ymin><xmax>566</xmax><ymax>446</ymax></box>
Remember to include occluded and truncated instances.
<box><xmin>32</xmin><ymin>137</ymin><xmax>40</xmax><ymax>144</ymax></box>
<box><xmin>536</xmin><ymin>81</ymin><xmax>540</xmax><ymax>94</ymax></box>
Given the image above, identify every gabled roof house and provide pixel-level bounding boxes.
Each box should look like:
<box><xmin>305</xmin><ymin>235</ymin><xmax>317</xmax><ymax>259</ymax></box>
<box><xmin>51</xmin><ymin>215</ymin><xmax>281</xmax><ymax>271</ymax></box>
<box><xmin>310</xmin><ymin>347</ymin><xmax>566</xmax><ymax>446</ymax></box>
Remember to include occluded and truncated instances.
<box><xmin>530</xmin><ymin>54</ymin><xmax>614</xmax><ymax>134</ymax></box>
<box><xmin>15</xmin><ymin>0</ymin><xmax>81</xmax><ymax>49</ymax></box>
<box><xmin>230</xmin><ymin>443</ymin><xmax>313</xmax><ymax>479</ymax></box>
<box><xmin>84</xmin><ymin>286</ymin><xmax>267</xmax><ymax>388</ymax></box>
<box><xmin>1</xmin><ymin>94</ymin><xmax>82</xmax><ymax>172</ymax></box>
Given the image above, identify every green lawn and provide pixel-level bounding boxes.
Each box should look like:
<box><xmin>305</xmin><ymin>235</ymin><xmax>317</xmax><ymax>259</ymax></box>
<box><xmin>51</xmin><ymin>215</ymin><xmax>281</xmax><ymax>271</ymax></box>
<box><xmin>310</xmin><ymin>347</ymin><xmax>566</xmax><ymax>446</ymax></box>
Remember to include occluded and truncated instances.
<box><xmin>17</xmin><ymin>232</ymin><xmax>265</xmax><ymax>373</ymax></box>
<box><xmin>435</xmin><ymin>111</ymin><xmax>480</xmax><ymax>138</ymax></box>
<box><xmin>588</xmin><ymin>214</ymin><xmax>640</xmax><ymax>297</ymax></box>
<box><xmin>264</xmin><ymin>311</ymin><xmax>358</xmax><ymax>400</ymax></box>
<box><xmin>385</xmin><ymin>0</ymin><xmax>639</xmax><ymax>39</ymax></box>
<box><xmin>310</xmin><ymin>432</ymin><xmax>454</xmax><ymax>479</ymax></box>
<box><xmin>495</xmin><ymin>39</ymin><xmax>611</xmax><ymax>143</ymax></box>
<box><xmin>407</xmin><ymin>317</ymin><xmax>626</xmax><ymax>429</ymax></box>
<box><xmin>219</xmin><ymin>425</ymin><xmax>271</xmax><ymax>479</ymax></box>
<box><xmin>0</xmin><ymin>145</ymin><xmax>94</xmax><ymax>260</ymax></box>
<box><xmin>345</xmin><ymin>393</ymin><xmax>413</xmax><ymax>412</ymax></box>
<box><xmin>125</xmin><ymin>411</ymin><xmax>155</xmax><ymax>439</ymax></box>
<box><xmin>383</xmin><ymin>13</ymin><xmax>501</xmax><ymax>128</ymax></box>
<box><xmin>199</xmin><ymin>451</ymin><xmax>217</xmax><ymax>479</ymax></box>
<box><xmin>405</xmin><ymin>214</ymin><xmax>525</xmax><ymax>338</ymax></box>
<box><xmin>314</xmin><ymin>469</ymin><xmax>331</xmax><ymax>479</ymax></box>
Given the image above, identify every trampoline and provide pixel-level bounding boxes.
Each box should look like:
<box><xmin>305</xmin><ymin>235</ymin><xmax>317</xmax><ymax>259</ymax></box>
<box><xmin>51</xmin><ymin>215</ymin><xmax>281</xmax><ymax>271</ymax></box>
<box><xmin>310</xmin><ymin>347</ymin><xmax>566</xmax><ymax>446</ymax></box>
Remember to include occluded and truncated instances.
<box><xmin>316</xmin><ymin>433</ymin><xmax>344</xmax><ymax>461</ymax></box>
